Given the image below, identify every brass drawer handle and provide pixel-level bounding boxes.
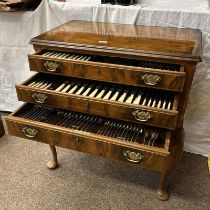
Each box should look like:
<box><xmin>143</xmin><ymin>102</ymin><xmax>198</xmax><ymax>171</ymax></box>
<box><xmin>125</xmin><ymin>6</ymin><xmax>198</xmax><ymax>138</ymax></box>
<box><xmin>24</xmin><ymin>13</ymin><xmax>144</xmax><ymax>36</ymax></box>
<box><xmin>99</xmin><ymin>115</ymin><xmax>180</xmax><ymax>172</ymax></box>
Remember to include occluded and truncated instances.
<box><xmin>44</xmin><ymin>61</ymin><xmax>60</xmax><ymax>72</ymax></box>
<box><xmin>141</xmin><ymin>74</ymin><xmax>161</xmax><ymax>86</ymax></box>
<box><xmin>123</xmin><ymin>151</ymin><xmax>144</xmax><ymax>163</ymax></box>
<box><xmin>132</xmin><ymin>110</ymin><xmax>152</xmax><ymax>122</ymax></box>
<box><xmin>32</xmin><ymin>93</ymin><xmax>47</xmax><ymax>104</ymax></box>
<box><xmin>22</xmin><ymin>127</ymin><xmax>38</xmax><ymax>138</ymax></box>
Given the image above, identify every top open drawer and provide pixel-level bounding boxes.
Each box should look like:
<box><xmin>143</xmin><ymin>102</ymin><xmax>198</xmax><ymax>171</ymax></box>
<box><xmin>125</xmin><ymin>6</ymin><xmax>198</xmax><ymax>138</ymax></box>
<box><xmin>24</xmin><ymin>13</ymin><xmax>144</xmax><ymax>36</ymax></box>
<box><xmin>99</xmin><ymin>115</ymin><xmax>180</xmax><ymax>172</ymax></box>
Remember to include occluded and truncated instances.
<box><xmin>28</xmin><ymin>50</ymin><xmax>186</xmax><ymax>92</ymax></box>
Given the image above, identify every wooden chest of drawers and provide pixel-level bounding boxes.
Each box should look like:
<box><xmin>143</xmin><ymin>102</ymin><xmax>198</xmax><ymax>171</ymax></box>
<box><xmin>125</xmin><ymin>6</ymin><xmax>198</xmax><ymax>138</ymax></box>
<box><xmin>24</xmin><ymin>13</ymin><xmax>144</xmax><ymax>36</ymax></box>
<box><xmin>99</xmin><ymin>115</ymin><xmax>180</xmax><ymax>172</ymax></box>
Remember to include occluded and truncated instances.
<box><xmin>5</xmin><ymin>21</ymin><xmax>202</xmax><ymax>201</ymax></box>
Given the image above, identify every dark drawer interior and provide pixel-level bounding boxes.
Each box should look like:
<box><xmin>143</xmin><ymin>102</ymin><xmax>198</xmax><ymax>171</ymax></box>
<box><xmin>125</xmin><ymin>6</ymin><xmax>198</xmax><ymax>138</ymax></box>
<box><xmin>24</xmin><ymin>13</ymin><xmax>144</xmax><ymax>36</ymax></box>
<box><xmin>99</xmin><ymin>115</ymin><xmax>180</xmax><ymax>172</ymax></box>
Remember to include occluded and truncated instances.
<box><xmin>15</xmin><ymin>103</ymin><xmax>169</xmax><ymax>149</ymax></box>
<box><xmin>38</xmin><ymin>50</ymin><xmax>181</xmax><ymax>72</ymax></box>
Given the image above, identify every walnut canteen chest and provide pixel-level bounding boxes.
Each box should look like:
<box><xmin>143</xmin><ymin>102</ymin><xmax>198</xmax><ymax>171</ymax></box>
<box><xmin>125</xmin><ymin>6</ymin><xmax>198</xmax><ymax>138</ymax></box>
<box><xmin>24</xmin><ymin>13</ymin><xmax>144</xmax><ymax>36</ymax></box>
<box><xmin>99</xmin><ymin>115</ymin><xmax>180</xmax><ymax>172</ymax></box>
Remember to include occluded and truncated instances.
<box><xmin>5</xmin><ymin>21</ymin><xmax>202</xmax><ymax>201</ymax></box>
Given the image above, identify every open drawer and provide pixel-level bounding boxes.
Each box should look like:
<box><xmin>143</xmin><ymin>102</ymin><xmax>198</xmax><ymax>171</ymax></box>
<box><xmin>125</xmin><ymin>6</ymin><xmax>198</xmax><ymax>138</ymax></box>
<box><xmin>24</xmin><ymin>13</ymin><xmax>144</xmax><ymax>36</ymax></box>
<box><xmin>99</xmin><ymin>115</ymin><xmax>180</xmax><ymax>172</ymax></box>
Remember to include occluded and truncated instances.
<box><xmin>16</xmin><ymin>73</ymin><xmax>179</xmax><ymax>130</ymax></box>
<box><xmin>5</xmin><ymin>103</ymin><xmax>172</xmax><ymax>172</ymax></box>
<box><xmin>28</xmin><ymin>50</ymin><xmax>186</xmax><ymax>92</ymax></box>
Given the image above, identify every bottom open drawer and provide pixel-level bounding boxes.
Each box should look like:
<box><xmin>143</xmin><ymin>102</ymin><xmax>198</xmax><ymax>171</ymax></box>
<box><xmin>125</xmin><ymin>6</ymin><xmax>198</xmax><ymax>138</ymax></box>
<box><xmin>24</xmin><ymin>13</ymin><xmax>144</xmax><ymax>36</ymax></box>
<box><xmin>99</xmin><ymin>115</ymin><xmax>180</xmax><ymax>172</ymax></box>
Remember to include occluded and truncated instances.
<box><xmin>5</xmin><ymin>103</ymin><xmax>172</xmax><ymax>172</ymax></box>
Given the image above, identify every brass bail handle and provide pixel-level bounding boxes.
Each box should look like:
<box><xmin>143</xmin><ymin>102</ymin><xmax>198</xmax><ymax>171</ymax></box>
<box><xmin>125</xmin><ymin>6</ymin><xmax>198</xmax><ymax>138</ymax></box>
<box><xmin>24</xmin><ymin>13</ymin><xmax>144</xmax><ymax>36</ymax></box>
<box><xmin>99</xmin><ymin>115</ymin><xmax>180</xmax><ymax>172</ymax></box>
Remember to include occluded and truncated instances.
<box><xmin>123</xmin><ymin>151</ymin><xmax>144</xmax><ymax>163</ymax></box>
<box><xmin>141</xmin><ymin>74</ymin><xmax>161</xmax><ymax>86</ymax></box>
<box><xmin>44</xmin><ymin>61</ymin><xmax>60</xmax><ymax>72</ymax></box>
<box><xmin>22</xmin><ymin>127</ymin><xmax>38</xmax><ymax>138</ymax></box>
<box><xmin>32</xmin><ymin>93</ymin><xmax>47</xmax><ymax>104</ymax></box>
<box><xmin>132</xmin><ymin>110</ymin><xmax>152</xmax><ymax>122</ymax></box>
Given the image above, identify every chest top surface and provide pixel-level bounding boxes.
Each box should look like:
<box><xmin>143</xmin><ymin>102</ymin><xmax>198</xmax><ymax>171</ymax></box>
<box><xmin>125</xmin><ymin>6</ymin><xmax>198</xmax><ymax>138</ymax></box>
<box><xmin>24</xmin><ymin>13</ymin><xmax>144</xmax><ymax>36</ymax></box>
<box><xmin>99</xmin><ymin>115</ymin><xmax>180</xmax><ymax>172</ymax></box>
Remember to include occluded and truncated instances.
<box><xmin>30</xmin><ymin>20</ymin><xmax>202</xmax><ymax>62</ymax></box>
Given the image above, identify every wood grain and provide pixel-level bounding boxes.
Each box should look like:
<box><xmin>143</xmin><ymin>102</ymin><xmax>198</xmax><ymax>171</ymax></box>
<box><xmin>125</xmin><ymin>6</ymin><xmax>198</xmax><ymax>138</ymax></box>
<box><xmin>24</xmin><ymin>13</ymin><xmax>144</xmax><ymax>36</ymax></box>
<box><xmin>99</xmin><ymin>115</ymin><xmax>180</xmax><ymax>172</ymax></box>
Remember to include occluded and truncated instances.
<box><xmin>6</xmin><ymin>114</ymin><xmax>170</xmax><ymax>172</ymax></box>
<box><xmin>28</xmin><ymin>53</ymin><xmax>186</xmax><ymax>92</ymax></box>
<box><xmin>30</xmin><ymin>21</ymin><xmax>202</xmax><ymax>62</ymax></box>
<box><xmin>16</xmin><ymin>85</ymin><xmax>178</xmax><ymax>130</ymax></box>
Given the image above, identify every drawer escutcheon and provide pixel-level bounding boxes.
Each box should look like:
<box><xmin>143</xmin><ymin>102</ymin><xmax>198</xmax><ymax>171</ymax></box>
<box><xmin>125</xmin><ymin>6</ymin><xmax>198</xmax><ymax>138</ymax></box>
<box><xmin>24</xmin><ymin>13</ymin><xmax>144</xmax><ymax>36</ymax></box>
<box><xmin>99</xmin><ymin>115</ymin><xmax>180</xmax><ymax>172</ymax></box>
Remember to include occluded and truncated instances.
<box><xmin>44</xmin><ymin>61</ymin><xmax>60</xmax><ymax>72</ymax></box>
<box><xmin>73</xmin><ymin>136</ymin><xmax>81</xmax><ymax>142</ymax></box>
<box><xmin>132</xmin><ymin>110</ymin><xmax>153</xmax><ymax>122</ymax></box>
<box><xmin>22</xmin><ymin>127</ymin><xmax>38</xmax><ymax>138</ymax></box>
<box><xmin>141</xmin><ymin>74</ymin><xmax>161</xmax><ymax>86</ymax></box>
<box><xmin>32</xmin><ymin>93</ymin><xmax>48</xmax><ymax>104</ymax></box>
<box><xmin>123</xmin><ymin>151</ymin><xmax>144</xmax><ymax>163</ymax></box>
<box><xmin>96</xmin><ymin>67</ymin><xmax>100</xmax><ymax>74</ymax></box>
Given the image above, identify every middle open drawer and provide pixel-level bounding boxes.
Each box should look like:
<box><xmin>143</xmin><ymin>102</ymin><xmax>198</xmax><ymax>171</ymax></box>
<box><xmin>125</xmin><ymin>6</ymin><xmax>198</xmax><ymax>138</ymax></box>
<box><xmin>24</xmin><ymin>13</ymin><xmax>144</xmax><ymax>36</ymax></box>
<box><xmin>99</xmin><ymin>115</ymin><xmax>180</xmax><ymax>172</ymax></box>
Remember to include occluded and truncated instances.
<box><xmin>16</xmin><ymin>73</ymin><xmax>179</xmax><ymax>130</ymax></box>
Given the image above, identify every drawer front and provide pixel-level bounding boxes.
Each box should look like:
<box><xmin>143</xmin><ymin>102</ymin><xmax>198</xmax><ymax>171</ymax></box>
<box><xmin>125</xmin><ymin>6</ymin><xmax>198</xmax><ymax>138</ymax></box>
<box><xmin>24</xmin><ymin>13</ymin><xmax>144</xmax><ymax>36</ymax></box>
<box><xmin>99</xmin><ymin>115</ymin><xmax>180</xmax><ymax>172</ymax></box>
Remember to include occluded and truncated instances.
<box><xmin>16</xmin><ymin>86</ymin><xmax>178</xmax><ymax>130</ymax></box>
<box><xmin>6</xmin><ymin>117</ymin><xmax>169</xmax><ymax>172</ymax></box>
<box><xmin>28</xmin><ymin>55</ymin><xmax>185</xmax><ymax>92</ymax></box>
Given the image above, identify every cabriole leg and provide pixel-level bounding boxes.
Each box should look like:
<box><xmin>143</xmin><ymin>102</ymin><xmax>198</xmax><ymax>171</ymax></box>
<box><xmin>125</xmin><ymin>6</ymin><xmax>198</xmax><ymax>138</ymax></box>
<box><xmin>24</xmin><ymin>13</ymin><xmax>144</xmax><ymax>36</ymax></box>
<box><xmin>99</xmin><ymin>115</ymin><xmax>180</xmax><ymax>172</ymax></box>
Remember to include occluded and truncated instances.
<box><xmin>156</xmin><ymin>129</ymin><xmax>184</xmax><ymax>201</ymax></box>
<box><xmin>156</xmin><ymin>172</ymin><xmax>170</xmax><ymax>201</ymax></box>
<box><xmin>47</xmin><ymin>145</ymin><xmax>59</xmax><ymax>169</ymax></box>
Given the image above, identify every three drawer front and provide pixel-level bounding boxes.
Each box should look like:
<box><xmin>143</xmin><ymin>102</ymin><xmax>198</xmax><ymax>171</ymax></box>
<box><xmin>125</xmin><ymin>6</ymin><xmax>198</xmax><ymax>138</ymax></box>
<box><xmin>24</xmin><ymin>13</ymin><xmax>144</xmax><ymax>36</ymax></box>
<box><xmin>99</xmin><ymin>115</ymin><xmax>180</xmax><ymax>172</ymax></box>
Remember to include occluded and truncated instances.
<box><xmin>16</xmin><ymin>73</ymin><xmax>179</xmax><ymax>130</ymax></box>
<box><xmin>28</xmin><ymin>50</ymin><xmax>186</xmax><ymax>92</ymax></box>
<box><xmin>5</xmin><ymin>103</ymin><xmax>171</xmax><ymax>172</ymax></box>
